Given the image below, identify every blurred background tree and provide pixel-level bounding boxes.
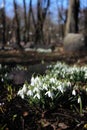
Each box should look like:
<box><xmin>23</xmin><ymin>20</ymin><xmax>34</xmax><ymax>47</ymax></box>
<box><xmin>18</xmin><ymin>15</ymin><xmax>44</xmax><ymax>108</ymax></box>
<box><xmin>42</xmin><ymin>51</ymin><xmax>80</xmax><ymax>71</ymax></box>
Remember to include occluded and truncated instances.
<box><xmin>0</xmin><ymin>0</ymin><xmax>87</xmax><ymax>49</ymax></box>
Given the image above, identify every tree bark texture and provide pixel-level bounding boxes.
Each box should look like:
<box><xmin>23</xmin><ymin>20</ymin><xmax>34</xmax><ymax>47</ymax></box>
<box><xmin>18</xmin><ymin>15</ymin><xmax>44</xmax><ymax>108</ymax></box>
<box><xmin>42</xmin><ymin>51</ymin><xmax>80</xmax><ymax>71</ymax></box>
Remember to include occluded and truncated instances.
<box><xmin>33</xmin><ymin>0</ymin><xmax>50</xmax><ymax>44</ymax></box>
<box><xmin>23</xmin><ymin>0</ymin><xmax>27</xmax><ymax>43</ymax></box>
<box><xmin>13</xmin><ymin>0</ymin><xmax>23</xmax><ymax>49</ymax></box>
<box><xmin>2</xmin><ymin>0</ymin><xmax>6</xmax><ymax>49</ymax></box>
<box><xmin>65</xmin><ymin>0</ymin><xmax>80</xmax><ymax>35</ymax></box>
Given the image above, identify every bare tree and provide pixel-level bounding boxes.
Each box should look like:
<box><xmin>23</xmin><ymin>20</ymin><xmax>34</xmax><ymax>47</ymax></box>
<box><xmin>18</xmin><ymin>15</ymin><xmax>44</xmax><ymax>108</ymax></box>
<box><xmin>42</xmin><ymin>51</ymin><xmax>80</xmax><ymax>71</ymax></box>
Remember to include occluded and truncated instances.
<box><xmin>30</xmin><ymin>0</ymin><xmax>50</xmax><ymax>45</ymax></box>
<box><xmin>23</xmin><ymin>0</ymin><xmax>27</xmax><ymax>43</ymax></box>
<box><xmin>27</xmin><ymin>0</ymin><xmax>32</xmax><ymax>41</ymax></box>
<box><xmin>56</xmin><ymin>0</ymin><xmax>67</xmax><ymax>38</ymax></box>
<box><xmin>84</xmin><ymin>8</ymin><xmax>87</xmax><ymax>33</ymax></box>
<box><xmin>13</xmin><ymin>0</ymin><xmax>23</xmax><ymax>49</ymax></box>
<box><xmin>1</xmin><ymin>0</ymin><xmax>6</xmax><ymax>49</ymax></box>
<box><xmin>65</xmin><ymin>0</ymin><xmax>80</xmax><ymax>35</ymax></box>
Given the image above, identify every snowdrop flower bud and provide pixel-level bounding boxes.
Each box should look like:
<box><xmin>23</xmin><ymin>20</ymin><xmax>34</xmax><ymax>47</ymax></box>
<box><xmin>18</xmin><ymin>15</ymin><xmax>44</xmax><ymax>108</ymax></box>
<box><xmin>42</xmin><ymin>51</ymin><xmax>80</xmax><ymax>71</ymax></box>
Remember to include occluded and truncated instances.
<box><xmin>86</xmin><ymin>88</ymin><xmax>87</xmax><ymax>92</ymax></box>
<box><xmin>78</xmin><ymin>96</ymin><xmax>81</xmax><ymax>104</ymax></box>
<box><xmin>1</xmin><ymin>78</ymin><xmax>4</xmax><ymax>82</ymax></box>
<box><xmin>85</xmin><ymin>72</ymin><xmax>87</xmax><ymax>79</ymax></box>
<box><xmin>45</xmin><ymin>90</ymin><xmax>53</xmax><ymax>99</ymax></box>
<box><xmin>58</xmin><ymin>85</ymin><xmax>64</xmax><ymax>93</ymax></box>
<box><xmin>67</xmin><ymin>81</ymin><xmax>71</xmax><ymax>87</ymax></box>
<box><xmin>22</xmin><ymin>84</ymin><xmax>27</xmax><ymax>93</ymax></box>
<box><xmin>72</xmin><ymin>89</ymin><xmax>76</xmax><ymax>96</ymax></box>
<box><xmin>33</xmin><ymin>87</ymin><xmax>39</xmax><ymax>92</ymax></box>
<box><xmin>31</xmin><ymin>76</ymin><xmax>35</xmax><ymax>86</ymax></box>
<box><xmin>0</xmin><ymin>102</ymin><xmax>4</xmax><ymax>106</ymax></box>
<box><xmin>27</xmin><ymin>90</ymin><xmax>33</xmax><ymax>96</ymax></box>
<box><xmin>50</xmin><ymin>78</ymin><xmax>55</xmax><ymax>83</ymax></box>
<box><xmin>21</xmin><ymin>94</ymin><xmax>24</xmax><ymax>99</ymax></box>
<box><xmin>34</xmin><ymin>93</ymin><xmax>40</xmax><ymax>99</ymax></box>
<box><xmin>17</xmin><ymin>90</ymin><xmax>24</xmax><ymax>99</ymax></box>
<box><xmin>0</xmin><ymin>64</ymin><xmax>2</xmax><ymax>69</ymax></box>
<box><xmin>43</xmin><ymin>84</ymin><xmax>48</xmax><ymax>90</ymax></box>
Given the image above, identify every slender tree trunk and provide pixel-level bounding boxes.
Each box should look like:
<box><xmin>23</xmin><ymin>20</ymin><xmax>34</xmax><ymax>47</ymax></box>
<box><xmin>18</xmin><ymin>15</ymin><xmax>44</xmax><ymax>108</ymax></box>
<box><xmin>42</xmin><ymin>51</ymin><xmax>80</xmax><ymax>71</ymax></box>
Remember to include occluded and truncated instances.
<box><xmin>2</xmin><ymin>0</ymin><xmax>6</xmax><ymax>49</ymax></box>
<box><xmin>13</xmin><ymin>0</ymin><xmax>23</xmax><ymax>49</ymax></box>
<box><xmin>34</xmin><ymin>0</ymin><xmax>50</xmax><ymax>44</ymax></box>
<box><xmin>27</xmin><ymin>0</ymin><xmax>32</xmax><ymax>41</ymax></box>
<box><xmin>65</xmin><ymin>0</ymin><xmax>80</xmax><ymax>36</ymax></box>
<box><xmin>35</xmin><ymin>0</ymin><xmax>44</xmax><ymax>44</ymax></box>
<box><xmin>35</xmin><ymin>22</ymin><xmax>44</xmax><ymax>44</ymax></box>
<box><xmin>23</xmin><ymin>0</ymin><xmax>27</xmax><ymax>43</ymax></box>
<box><xmin>84</xmin><ymin>8</ymin><xmax>87</xmax><ymax>34</ymax></box>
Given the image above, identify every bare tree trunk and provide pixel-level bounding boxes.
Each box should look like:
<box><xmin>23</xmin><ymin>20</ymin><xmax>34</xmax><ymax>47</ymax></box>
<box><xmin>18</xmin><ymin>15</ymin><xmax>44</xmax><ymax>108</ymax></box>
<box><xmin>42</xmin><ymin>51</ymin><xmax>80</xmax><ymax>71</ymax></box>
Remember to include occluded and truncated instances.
<box><xmin>27</xmin><ymin>0</ymin><xmax>32</xmax><ymax>41</ymax></box>
<box><xmin>23</xmin><ymin>0</ymin><xmax>27</xmax><ymax>43</ymax></box>
<box><xmin>2</xmin><ymin>0</ymin><xmax>6</xmax><ymax>49</ymax></box>
<box><xmin>13</xmin><ymin>0</ymin><xmax>23</xmax><ymax>49</ymax></box>
<box><xmin>32</xmin><ymin>0</ymin><xmax>50</xmax><ymax>45</ymax></box>
<box><xmin>35</xmin><ymin>0</ymin><xmax>44</xmax><ymax>44</ymax></box>
<box><xmin>84</xmin><ymin>8</ymin><xmax>87</xmax><ymax>34</ymax></box>
<box><xmin>65</xmin><ymin>0</ymin><xmax>80</xmax><ymax>36</ymax></box>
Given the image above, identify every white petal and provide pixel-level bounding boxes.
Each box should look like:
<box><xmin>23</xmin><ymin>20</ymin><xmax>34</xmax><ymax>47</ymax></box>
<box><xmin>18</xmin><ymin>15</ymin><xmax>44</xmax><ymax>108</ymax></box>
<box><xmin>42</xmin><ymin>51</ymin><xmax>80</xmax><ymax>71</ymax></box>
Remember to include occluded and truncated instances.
<box><xmin>21</xmin><ymin>94</ymin><xmax>24</xmax><ymax>99</ymax></box>
<box><xmin>78</xmin><ymin>96</ymin><xmax>81</xmax><ymax>104</ymax></box>
<box><xmin>33</xmin><ymin>87</ymin><xmax>39</xmax><ymax>92</ymax></box>
<box><xmin>17</xmin><ymin>90</ymin><xmax>24</xmax><ymax>99</ymax></box>
<box><xmin>72</xmin><ymin>90</ymin><xmax>76</xmax><ymax>96</ymax></box>
<box><xmin>45</xmin><ymin>91</ymin><xmax>53</xmax><ymax>98</ymax></box>
<box><xmin>22</xmin><ymin>84</ymin><xmax>27</xmax><ymax>93</ymax></box>
<box><xmin>34</xmin><ymin>93</ymin><xmax>40</xmax><ymax>99</ymax></box>
<box><xmin>27</xmin><ymin>90</ymin><xmax>33</xmax><ymax>96</ymax></box>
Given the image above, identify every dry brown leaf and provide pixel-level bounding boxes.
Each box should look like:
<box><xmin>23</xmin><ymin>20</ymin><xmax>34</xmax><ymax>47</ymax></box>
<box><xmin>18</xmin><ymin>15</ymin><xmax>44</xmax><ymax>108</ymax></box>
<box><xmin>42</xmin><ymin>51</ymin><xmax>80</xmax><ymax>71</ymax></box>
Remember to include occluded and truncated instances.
<box><xmin>58</xmin><ymin>122</ymin><xmax>69</xmax><ymax>129</ymax></box>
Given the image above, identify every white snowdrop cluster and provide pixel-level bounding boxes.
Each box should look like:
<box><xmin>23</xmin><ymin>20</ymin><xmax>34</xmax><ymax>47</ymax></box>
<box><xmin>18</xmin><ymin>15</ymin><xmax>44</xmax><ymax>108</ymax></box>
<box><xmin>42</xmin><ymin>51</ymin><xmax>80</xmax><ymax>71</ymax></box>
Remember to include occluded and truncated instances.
<box><xmin>17</xmin><ymin>62</ymin><xmax>87</xmax><ymax>107</ymax></box>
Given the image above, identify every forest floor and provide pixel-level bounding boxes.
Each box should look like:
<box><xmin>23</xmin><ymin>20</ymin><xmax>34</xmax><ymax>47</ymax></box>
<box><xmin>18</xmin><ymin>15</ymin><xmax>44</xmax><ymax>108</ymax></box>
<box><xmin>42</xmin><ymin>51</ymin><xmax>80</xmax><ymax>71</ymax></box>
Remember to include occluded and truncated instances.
<box><xmin>1</xmin><ymin>46</ymin><xmax>87</xmax><ymax>130</ymax></box>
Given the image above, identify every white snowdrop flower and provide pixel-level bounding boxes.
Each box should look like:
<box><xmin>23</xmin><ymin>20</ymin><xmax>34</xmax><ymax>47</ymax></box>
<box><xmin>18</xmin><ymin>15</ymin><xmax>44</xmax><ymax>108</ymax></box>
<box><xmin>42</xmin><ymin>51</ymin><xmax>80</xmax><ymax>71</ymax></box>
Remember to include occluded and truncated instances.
<box><xmin>50</xmin><ymin>78</ymin><xmax>55</xmax><ymax>83</ymax></box>
<box><xmin>31</xmin><ymin>76</ymin><xmax>42</xmax><ymax>87</ymax></box>
<box><xmin>36</xmin><ymin>77</ymin><xmax>42</xmax><ymax>86</ymax></box>
<box><xmin>67</xmin><ymin>81</ymin><xmax>71</xmax><ymax>87</ymax></box>
<box><xmin>47</xmin><ymin>64</ymin><xmax>52</xmax><ymax>69</ymax></box>
<box><xmin>35</xmin><ymin>76</ymin><xmax>40</xmax><ymax>81</ymax></box>
<box><xmin>31</xmin><ymin>77</ymin><xmax>35</xmax><ymax>86</ymax></box>
<box><xmin>78</xmin><ymin>96</ymin><xmax>81</xmax><ymax>104</ymax></box>
<box><xmin>27</xmin><ymin>90</ymin><xmax>33</xmax><ymax>96</ymax></box>
<box><xmin>52</xmin><ymin>86</ymin><xmax>56</xmax><ymax>90</ymax></box>
<box><xmin>5</xmin><ymin>73</ymin><xmax>7</xmax><ymax>77</ymax></box>
<box><xmin>22</xmin><ymin>84</ymin><xmax>27</xmax><ymax>93</ymax></box>
<box><xmin>1</xmin><ymin>78</ymin><xmax>4</xmax><ymax>82</ymax></box>
<box><xmin>70</xmin><ymin>75</ymin><xmax>73</xmax><ymax>80</ymax></box>
<box><xmin>0</xmin><ymin>64</ymin><xmax>2</xmax><ymax>69</ymax></box>
<box><xmin>74</xmin><ymin>85</ymin><xmax>79</xmax><ymax>89</ymax></box>
<box><xmin>21</xmin><ymin>94</ymin><xmax>24</xmax><ymax>99</ymax></box>
<box><xmin>34</xmin><ymin>93</ymin><xmax>40</xmax><ymax>99</ymax></box>
<box><xmin>33</xmin><ymin>87</ymin><xmax>39</xmax><ymax>93</ymax></box>
<box><xmin>17</xmin><ymin>90</ymin><xmax>23</xmax><ymax>96</ymax></box>
<box><xmin>85</xmin><ymin>88</ymin><xmax>87</xmax><ymax>92</ymax></box>
<box><xmin>0</xmin><ymin>102</ymin><xmax>4</xmax><ymax>106</ymax></box>
<box><xmin>62</xmin><ymin>73</ymin><xmax>65</xmax><ymax>78</ymax></box>
<box><xmin>45</xmin><ymin>90</ymin><xmax>53</xmax><ymax>99</ymax></box>
<box><xmin>85</xmin><ymin>72</ymin><xmax>87</xmax><ymax>79</ymax></box>
<box><xmin>2</xmin><ymin>102</ymin><xmax>4</xmax><ymax>105</ymax></box>
<box><xmin>45</xmin><ymin>75</ymin><xmax>50</xmax><ymax>79</ymax></box>
<box><xmin>43</xmin><ymin>84</ymin><xmax>48</xmax><ymax>90</ymax></box>
<box><xmin>17</xmin><ymin>90</ymin><xmax>24</xmax><ymax>99</ymax></box>
<box><xmin>58</xmin><ymin>85</ymin><xmax>64</xmax><ymax>93</ymax></box>
<box><xmin>72</xmin><ymin>89</ymin><xmax>76</xmax><ymax>96</ymax></box>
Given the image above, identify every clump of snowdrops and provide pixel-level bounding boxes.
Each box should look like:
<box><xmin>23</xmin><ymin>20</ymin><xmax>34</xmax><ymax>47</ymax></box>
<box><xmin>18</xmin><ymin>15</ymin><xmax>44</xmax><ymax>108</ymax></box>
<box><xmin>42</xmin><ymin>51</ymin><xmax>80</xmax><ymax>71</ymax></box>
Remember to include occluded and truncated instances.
<box><xmin>18</xmin><ymin>62</ymin><xmax>87</xmax><ymax>113</ymax></box>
